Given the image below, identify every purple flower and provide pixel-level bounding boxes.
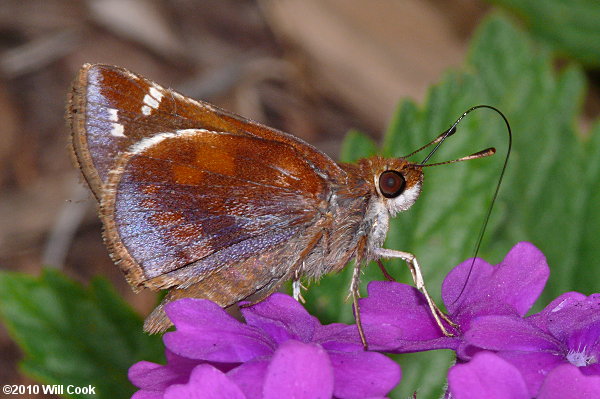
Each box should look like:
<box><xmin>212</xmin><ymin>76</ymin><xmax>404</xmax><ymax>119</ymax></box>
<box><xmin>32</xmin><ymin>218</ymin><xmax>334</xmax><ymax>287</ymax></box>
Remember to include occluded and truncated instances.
<box><xmin>448</xmin><ymin>351</ymin><xmax>529</xmax><ymax>399</ymax></box>
<box><xmin>358</xmin><ymin>242</ymin><xmax>600</xmax><ymax>398</ymax></box>
<box><xmin>461</xmin><ymin>292</ymin><xmax>600</xmax><ymax>396</ymax></box>
<box><xmin>129</xmin><ymin>293</ymin><xmax>400</xmax><ymax>399</ymax></box>
<box><xmin>359</xmin><ymin>242</ymin><xmax>549</xmax><ymax>352</ymax></box>
<box><xmin>448</xmin><ymin>351</ymin><xmax>600</xmax><ymax>399</ymax></box>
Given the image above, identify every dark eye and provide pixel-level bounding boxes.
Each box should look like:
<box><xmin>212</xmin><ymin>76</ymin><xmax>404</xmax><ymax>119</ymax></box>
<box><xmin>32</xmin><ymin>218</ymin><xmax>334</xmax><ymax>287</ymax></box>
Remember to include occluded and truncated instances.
<box><xmin>379</xmin><ymin>170</ymin><xmax>406</xmax><ymax>198</ymax></box>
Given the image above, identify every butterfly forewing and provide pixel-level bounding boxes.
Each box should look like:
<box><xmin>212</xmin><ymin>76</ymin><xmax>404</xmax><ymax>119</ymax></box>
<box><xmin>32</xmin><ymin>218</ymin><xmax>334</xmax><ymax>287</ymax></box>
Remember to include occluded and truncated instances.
<box><xmin>68</xmin><ymin>64</ymin><xmax>346</xmax><ymax>200</ymax></box>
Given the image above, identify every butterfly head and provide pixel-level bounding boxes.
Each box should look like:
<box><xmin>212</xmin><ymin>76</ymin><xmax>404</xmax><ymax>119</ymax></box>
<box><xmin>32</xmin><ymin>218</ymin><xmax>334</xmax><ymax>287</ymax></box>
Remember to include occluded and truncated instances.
<box><xmin>362</xmin><ymin>157</ymin><xmax>423</xmax><ymax>217</ymax></box>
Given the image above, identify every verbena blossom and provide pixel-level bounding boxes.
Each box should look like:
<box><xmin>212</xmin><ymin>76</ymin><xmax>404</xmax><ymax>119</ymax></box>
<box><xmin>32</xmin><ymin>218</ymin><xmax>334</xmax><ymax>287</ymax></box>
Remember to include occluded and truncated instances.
<box><xmin>357</xmin><ymin>242</ymin><xmax>549</xmax><ymax>352</ymax></box>
<box><xmin>358</xmin><ymin>242</ymin><xmax>600</xmax><ymax>398</ymax></box>
<box><xmin>452</xmin><ymin>292</ymin><xmax>600</xmax><ymax>397</ymax></box>
<box><xmin>128</xmin><ymin>242</ymin><xmax>600</xmax><ymax>398</ymax></box>
<box><xmin>129</xmin><ymin>293</ymin><xmax>400</xmax><ymax>399</ymax></box>
<box><xmin>448</xmin><ymin>351</ymin><xmax>600</xmax><ymax>399</ymax></box>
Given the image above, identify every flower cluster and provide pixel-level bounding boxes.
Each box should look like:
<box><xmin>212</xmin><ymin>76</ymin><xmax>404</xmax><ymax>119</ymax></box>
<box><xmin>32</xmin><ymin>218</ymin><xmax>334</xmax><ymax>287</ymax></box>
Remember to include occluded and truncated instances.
<box><xmin>129</xmin><ymin>242</ymin><xmax>600</xmax><ymax>398</ymax></box>
<box><xmin>359</xmin><ymin>242</ymin><xmax>600</xmax><ymax>398</ymax></box>
<box><xmin>129</xmin><ymin>293</ymin><xmax>400</xmax><ymax>399</ymax></box>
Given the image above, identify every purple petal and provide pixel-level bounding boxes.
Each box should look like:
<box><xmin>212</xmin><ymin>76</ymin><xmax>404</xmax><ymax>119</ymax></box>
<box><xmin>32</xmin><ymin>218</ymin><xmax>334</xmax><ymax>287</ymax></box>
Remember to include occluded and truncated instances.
<box><xmin>453</xmin><ymin>299</ymin><xmax>521</xmax><ymax>332</ymax></box>
<box><xmin>164</xmin><ymin>364</ymin><xmax>245</xmax><ymax>399</ymax></box>
<box><xmin>313</xmin><ymin>322</ymin><xmax>363</xmax><ymax>351</ymax></box>
<box><xmin>164</xmin><ymin>329</ymin><xmax>273</xmax><ymax>363</ymax></box>
<box><xmin>564</xmin><ymin>320</ymin><xmax>600</xmax><ymax>366</ymax></box>
<box><xmin>263</xmin><ymin>340</ymin><xmax>334</xmax><ymax>399</ymax></box>
<box><xmin>227</xmin><ymin>359</ymin><xmax>269</xmax><ymax>399</ymax></box>
<box><xmin>528</xmin><ymin>292</ymin><xmax>587</xmax><ymax>332</ymax></box>
<box><xmin>455</xmin><ymin>342</ymin><xmax>485</xmax><ymax>360</ymax></box>
<box><xmin>313</xmin><ymin>322</ymin><xmax>351</xmax><ymax>338</ymax></box>
<box><xmin>443</xmin><ymin>257</ymin><xmax>493</xmax><ymax>314</ymax></box>
<box><xmin>240</xmin><ymin>293</ymin><xmax>317</xmax><ymax>343</ymax></box>
<box><xmin>129</xmin><ymin>360</ymin><xmax>194</xmax><ymax>392</ymax></box>
<box><xmin>163</xmin><ymin>299</ymin><xmax>275</xmax><ymax>362</ymax></box>
<box><xmin>581</xmin><ymin>363</ymin><xmax>600</xmax><ymax>376</ymax></box>
<box><xmin>527</xmin><ymin>294</ymin><xmax>600</xmax><ymax>372</ymax></box>
<box><xmin>459</xmin><ymin>315</ymin><xmax>568</xmax><ymax>395</ymax></box>
<box><xmin>360</xmin><ymin>281</ymin><xmax>447</xmax><ymax>340</ymax></box>
<box><xmin>357</xmin><ymin>281</ymin><xmax>459</xmax><ymax>352</ymax></box>
<box><xmin>464</xmin><ymin>315</ymin><xmax>561</xmax><ymax>354</ymax></box>
<box><xmin>362</xmin><ymin>322</ymin><xmax>459</xmax><ymax>353</ymax></box>
<box><xmin>538</xmin><ymin>364</ymin><xmax>600</xmax><ymax>399</ymax></box>
<box><xmin>448</xmin><ymin>352</ymin><xmax>529</xmax><ymax>399</ymax></box>
<box><xmin>443</xmin><ymin>242</ymin><xmax>548</xmax><ymax>317</ymax></box>
<box><xmin>380</xmin><ymin>335</ymin><xmax>459</xmax><ymax>353</ymax></box>
<box><xmin>132</xmin><ymin>392</ymin><xmax>163</xmax><ymax>399</ymax></box>
<box><xmin>328</xmin><ymin>350</ymin><xmax>400</xmax><ymax>399</ymax></box>
<box><xmin>546</xmin><ymin>295</ymin><xmax>600</xmax><ymax>344</ymax></box>
<box><xmin>129</xmin><ymin>361</ymin><xmax>172</xmax><ymax>390</ymax></box>
<box><xmin>496</xmin><ymin>351</ymin><xmax>564</xmax><ymax>396</ymax></box>
<box><xmin>166</xmin><ymin>300</ymin><xmax>274</xmax><ymax>357</ymax></box>
<box><xmin>165</xmin><ymin>298</ymin><xmax>246</xmax><ymax>332</ymax></box>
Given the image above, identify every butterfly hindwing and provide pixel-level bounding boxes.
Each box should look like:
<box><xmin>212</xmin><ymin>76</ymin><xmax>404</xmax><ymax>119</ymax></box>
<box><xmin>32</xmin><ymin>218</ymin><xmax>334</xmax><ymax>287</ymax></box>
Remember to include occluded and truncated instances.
<box><xmin>100</xmin><ymin>128</ymin><xmax>333</xmax><ymax>290</ymax></box>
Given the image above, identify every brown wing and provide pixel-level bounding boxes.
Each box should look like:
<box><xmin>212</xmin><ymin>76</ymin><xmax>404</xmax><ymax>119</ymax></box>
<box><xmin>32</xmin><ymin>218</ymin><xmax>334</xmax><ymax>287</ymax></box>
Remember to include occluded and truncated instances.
<box><xmin>100</xmin><ymin>128</ymin><xmax>334</xmax><ymax>291</ymax></box>
<box><xmin>68</xmin><ymin>63</ymin><xmax>346</xmax><ymax>200</ymax></box>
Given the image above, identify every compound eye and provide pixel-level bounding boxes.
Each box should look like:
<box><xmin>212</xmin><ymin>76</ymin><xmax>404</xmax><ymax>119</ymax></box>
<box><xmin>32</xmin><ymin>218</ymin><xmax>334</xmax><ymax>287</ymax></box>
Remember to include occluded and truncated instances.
<box><xmin>379</xmin><ymin>170</ymin><xmax>406</xmax><ymax>198</ymax></box>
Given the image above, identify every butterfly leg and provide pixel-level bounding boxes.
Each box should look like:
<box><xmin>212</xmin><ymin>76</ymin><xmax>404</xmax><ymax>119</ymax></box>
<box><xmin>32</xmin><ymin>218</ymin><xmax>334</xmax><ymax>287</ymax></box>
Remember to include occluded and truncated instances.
<box><xmin>292</xmin><ymin>279</ymin><xmax>307</xmax><ymax>303</ymax></box>
<box><xmin>374</xmin><ymin>248</ymin><xmax>457</xmax><ymax>336</ymax></box>
<box><xmin>293</xmin><ymin>269</ymin><xmax>307</xmax><ymax>303</ymax></box>
<box><xmin>350</xmin><ymin>262</ymin><xmax>369</xmax><ymax>349</ymax></box>
<box><xmin>376</xmin><ymin>259</ymin><xmax>396</xmax><ymax>281</ymax></box>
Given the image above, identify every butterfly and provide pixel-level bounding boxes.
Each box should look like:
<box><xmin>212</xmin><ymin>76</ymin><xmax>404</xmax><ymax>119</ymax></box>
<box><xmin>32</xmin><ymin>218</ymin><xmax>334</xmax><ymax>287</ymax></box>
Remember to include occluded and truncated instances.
<box><xmin>67</xmin><ymin>63</ymin><xmax>496</xmax><ymax>344</ymax></box>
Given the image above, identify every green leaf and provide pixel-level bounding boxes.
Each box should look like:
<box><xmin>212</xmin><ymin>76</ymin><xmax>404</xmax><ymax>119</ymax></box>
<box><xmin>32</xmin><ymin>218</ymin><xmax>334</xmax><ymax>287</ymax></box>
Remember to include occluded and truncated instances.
<box><xmin>305</xmin><ymin>13</ymin><xmax>600</xmax><ymax>399</ymax></box>
<box><xmin>490</xmin><ymin>0</ymin><xmax>600</xmax><ymax>66</ymax></box>
<box><xmin>389</xmin><ymin>350</ymin><xmax>455</xmax><ymax>399</ymax></box>
<box><xmin>0</xmin><ymin>269</ymin><xmax>164</xmax><ymax>399</ymax></box>
<box><xmin>339</xmin><ymin>128</ymin><xmax>377</xmax><ymax>163</ymax></box>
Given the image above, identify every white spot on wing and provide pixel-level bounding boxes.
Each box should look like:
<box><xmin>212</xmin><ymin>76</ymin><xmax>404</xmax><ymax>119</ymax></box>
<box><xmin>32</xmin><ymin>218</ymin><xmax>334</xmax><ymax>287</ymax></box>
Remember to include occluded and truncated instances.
<box><xmin>107</xmin><ymin>108</ymin><xmax>119</xmax><ymax>122</ymax></box>
<box><xmin>149</xmin><ymin>86</ymin><xmax>163</xmax><ymax>103</ymax></box>
<box><xmin>111</xmin><ymin>123</ymin><xmax>126</xmax><ymax>137</ymax></box>
<box><xmin>129</xmin><ymin>132</ymin><xmax>177</xmax><ymax>154</ymax></box>
<box><xmin>143</xmin><ymin>94</ymin><xmax>159</xmax><ymax>109</ymax></box>
<box><xmin>141</xmin><ymin>85</ymin><xmax>164</xmax><ymax>116</ymax></box>
<box><xmin>106</xmin><ymin>108</ymin><xmax>125</xmax><ymax>137</ymax></box>
<box><xmin>128</xmin><ymin>129</ymin><xmax>214</xmax><ymax>154</ymax></box>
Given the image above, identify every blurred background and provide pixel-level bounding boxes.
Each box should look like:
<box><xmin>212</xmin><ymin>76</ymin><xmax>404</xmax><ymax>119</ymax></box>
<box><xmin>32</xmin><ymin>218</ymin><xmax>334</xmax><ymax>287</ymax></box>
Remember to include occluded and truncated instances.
<box><xmin>0</xmin><ymin>1</ymin><xmax>598</xmax><ymax>397</ymax></box>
